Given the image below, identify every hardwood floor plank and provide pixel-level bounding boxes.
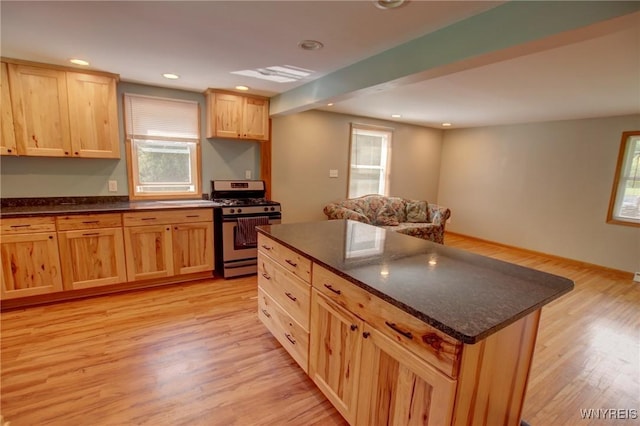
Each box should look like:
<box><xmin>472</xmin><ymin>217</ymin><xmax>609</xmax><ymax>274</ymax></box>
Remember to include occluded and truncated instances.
<box><xmin>2</xmin><ymin>233</ymin><xmax>638</xmax><ymax>425</ymax></box>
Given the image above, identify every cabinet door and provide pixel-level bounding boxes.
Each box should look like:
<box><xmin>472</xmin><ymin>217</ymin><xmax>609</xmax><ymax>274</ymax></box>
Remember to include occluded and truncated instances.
<box><xmin>172</xmin><ymin>221</ymin><xmax>214</xmax><ymax>275</ymax></box>
<box><xmin>123</xmin><ymin>224</ymin><xmax>174</xmax><ymax>281</ymax></box>
<box><xmin>0</xmin><ymin>232</ymin><xmax>63</xmax><ymax>299</ymax></box>
<box><xmin>356</xmin><ymin>325</ymin><xmax>457</xmax><ymax>426</ymax></box>
<box><xmin>1</xmin><ymin>62</ymin><xmax>17</xmax><ymax>155</ymax></box>
<box><xmin>58</xmin><ymin>228</ymin><xmax>127</xmax><ymax>290</ymax></box>
<box><xmin>8</xmin><ymin>64</ymin><xmax>72</xmax><ymax>157</ymax></box>
<box><xmin>242</xmin><ymin>97</ymin><xmax>269</xmax><ymax>140</ymax></box>
<box><xmin>309</xmin><ymin>290</ymin><xmax>363</xmax><ymax>425</ymax></box>
<box><xmin>212</xmin><ymin>93</ymin><xmax>242</xmax><ymax>139</ymax></box>
<box><xmin>66</xmin><ymin>72</ymin><xmax>120</xmax><ymax>158</ymax></box>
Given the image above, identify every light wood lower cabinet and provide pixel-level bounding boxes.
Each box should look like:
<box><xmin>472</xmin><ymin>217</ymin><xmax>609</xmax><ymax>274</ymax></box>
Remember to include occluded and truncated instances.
<box><xmin>357</xmin><ymin>325</ymin><xmax>457</xmax><ymax>426</ymax></box>
<box><xmin>123</xmin><ymin>224</ymin><xmax>174</xmax><ymax>281</ymax></box>
<box><xmin>56</xmin><ymin>213</ymin><xmax>127</xmax><ymax>290</ymax></box>
<box><xmin>309</xmin><ymin>290</ymin><xmax>363</xmax><ymax>424</ymax></box>
<box><xmin>309</xmin><ymin>290</ymin><xmax>456</xmax><ymax>426</ymax></box>
<box><xmin>172</xmin><ymin>221</ymin><xmax>214</xmax><ymax>275</ymax></box>
<box><xmin>0</xmin><ymin>217</ymin><xmax>63</xmax><ymax>299</ymax></box>
<box><xmin>123</xmin><ymin>209</ymin><xmax>214</xmax><ymax>282</ymax></box>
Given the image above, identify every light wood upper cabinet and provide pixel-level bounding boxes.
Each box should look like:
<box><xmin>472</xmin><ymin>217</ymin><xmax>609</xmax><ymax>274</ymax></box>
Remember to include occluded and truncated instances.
<box><xmin>3</xmin><ymin>59</ymin><xmax>120</xmax><ymax>158</ymax></box>
<box><xmin>8</xmin><ymin>63</ymin><xmax>73</xmax><ymax>157</ymax></box>
<box><xmin>0</xmin><ymin>217</ymin><xmax>63</xmax><ymax>300</ymax></box>
<box><xmin>56</xmin><ymin>213</ymin><xmax>127</xmax><ymax>290</ymax></box>
<box><xmin>66</xmin><ymin>72</ymin><xmax>120</xmax><ymax>158</ymax></box>
<box><xmin>205</xmin><ymin>90</ymin><xmax>269</xmax><ymax>141</ymax></box>
<box><xmin>1</xmin><ymin>62</ymin><xmax>17</xmax><ymax>155</ymax></box>
<box><xmin>242</xmin><ymin>97</ymin><xmax>269</xmax><ymax>140</ymax></box>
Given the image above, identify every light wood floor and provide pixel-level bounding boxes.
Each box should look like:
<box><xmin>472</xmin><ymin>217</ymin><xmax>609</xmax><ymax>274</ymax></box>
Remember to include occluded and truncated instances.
<box><xmin>1</xmin><ymin>233</ymin><xmax>638</xmax><ymax>425</ymax></box>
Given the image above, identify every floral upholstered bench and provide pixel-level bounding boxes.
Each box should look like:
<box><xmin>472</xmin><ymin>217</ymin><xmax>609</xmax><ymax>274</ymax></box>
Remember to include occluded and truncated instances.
<box><xmin>322</xmin><ymin>194</ymin><xmax>451</xmax><ymax>244</ymax></box>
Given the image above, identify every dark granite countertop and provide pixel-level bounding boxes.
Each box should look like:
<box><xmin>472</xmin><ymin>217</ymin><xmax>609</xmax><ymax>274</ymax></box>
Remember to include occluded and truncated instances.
<box><xmin>257</xmin><ymin>220</ymin><xmax>574</xmax><ymax>344</ymax></box>
<box><xmin>0</xmin><ymin>196</ymin><xmax>218</xmax><ymax>218</ymax></box>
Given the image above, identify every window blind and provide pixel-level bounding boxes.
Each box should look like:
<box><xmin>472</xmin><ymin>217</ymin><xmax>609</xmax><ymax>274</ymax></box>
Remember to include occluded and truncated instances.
<box><xmin>124</xmin><ymin>94</ymin><xmax>199</xmax><ymax>142</ymax></box>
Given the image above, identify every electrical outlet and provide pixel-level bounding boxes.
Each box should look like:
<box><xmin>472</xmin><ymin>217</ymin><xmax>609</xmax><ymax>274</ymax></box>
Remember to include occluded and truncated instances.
<box><xmin>245</xmin><ymin>170</ymin><xmax>252</xmax><ymax>179</ymax></box>
<box><xmin>329</xmin><ymin>169</ymin><xmax>338</xmax><ymax>178</ymax></box>
<box><xmin>634</xmin><ymin>272</ymin><xmax>640</xmax><ymax>283</ymax></box>
<box><xmin>108</xmin><ymin>180</ymin><xmax>117</xmax><ymax>192</ymax></box>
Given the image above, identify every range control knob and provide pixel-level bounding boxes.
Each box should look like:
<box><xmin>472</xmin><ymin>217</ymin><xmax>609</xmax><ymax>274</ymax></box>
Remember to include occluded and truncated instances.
<box><xmin>237</xmin><ymin>208</ymin><xmax>243</xmax><ymax>213</ymax></box>
<box><xmin>270</xmin><ymin>207</ymin><xmax>275</xmax><ymax>211</ymax></box>
<box><xmin>229</xmin><ymin>208</ymin><xmax>235</xmax><ymax>214</ymax></box>
<box><xmin>264</xmin><ymin>207</ymin><xmax>269</xmax><ymax>212</ymax></box>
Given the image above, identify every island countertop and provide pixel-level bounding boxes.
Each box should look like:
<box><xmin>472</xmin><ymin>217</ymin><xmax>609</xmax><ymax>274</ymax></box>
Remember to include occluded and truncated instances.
<box><xmin>257</xmin><ymin>219</ymin><xmax>574</xmax><ymax>344</ymax></box>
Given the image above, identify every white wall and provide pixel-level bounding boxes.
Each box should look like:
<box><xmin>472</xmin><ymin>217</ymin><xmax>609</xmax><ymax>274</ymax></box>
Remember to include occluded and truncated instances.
<box><xmin>271</xmin><ymin>110</ymin><xmax>443</xmax><ymax>224</ymax></box>
<box><xmin>438</xmin><ymin>115</ymin><xmax>640</xmax><ymax>273</ymax></box>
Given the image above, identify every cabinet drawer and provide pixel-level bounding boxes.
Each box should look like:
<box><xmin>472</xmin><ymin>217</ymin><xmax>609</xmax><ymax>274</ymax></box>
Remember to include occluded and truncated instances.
<box><xmin>1</xmin><ymin>217</ymin><xmax>56</xmax><ymax>234</ymax></box>
<box><xmin>56</xmin><ymin>213</ymin><xmax>122</xmax><ymax>230</ymax></box>
<box><xmin>123</xmin><ymin>209</ymin><xmax>213</xmax><ymax>226</ymax></box>
<box><xmin>313</xmin><ymin>264</ymin><xmax>462</xmax><ymax>378</ymax></box>
<box><xmin>258</xmin><ymin>255</ymin><xmax>310</xmax><ymax>330</ymax></box>
<box><xmin>257</xmin><ymin>234</ymin><xmax>311</xmax><ymax>283</ymax></box>
<box><xmin>258</xmin><ymin>287</ymin><xmax>309</xmax><ymax>373</ymax></box>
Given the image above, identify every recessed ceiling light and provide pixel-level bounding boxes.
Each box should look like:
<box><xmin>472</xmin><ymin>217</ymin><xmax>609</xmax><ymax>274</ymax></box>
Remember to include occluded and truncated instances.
<box><xmin>391</xmin><ymin>114</ymin><xmax>402</xmax><ymax>118</ymax></box>
<box><xmin>442</xmin><ymin>122</ymin><xmax>452</xmax><ymax>127</ymax></box>
<box><xmin>374</xmin><ymin>0</ymin><xmax>406</xmax><ymax>10</ymax></box>
<box><xmin>298</xmin><ymin>40</ymin><xmax>324</xmax><ymax>51</ymax></box>
<box><xmin>235</xmin><ymin>85</ymin><xmax>249</xmax><ymax>91</ymax></box>
<box><xmin>327</xmin><ymin>103</ymin><xmax>334</xmax><ymax>107</ymax></box>
<box><xmin>162</xmin><ymin>73</ymin><xmax>180</xmax><ymax>80</ymax></box>
<box><xmin>69</xmin><ymin>58</ymin><xmax>90</xmax><ymax>66</ymax></box>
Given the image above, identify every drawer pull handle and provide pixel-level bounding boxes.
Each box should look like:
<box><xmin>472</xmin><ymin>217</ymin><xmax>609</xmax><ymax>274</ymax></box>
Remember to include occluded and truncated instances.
<box><xmin>141</xmin><ymin>217</ymin><xmax>157</xmax><ymax>221</ymax></box>
<box><xmin>285</xmin><ymin>292</ymin><xmax>297</xmax><ymax>302</ymax></box>
<box><xmin>82</xmin><ymin>232</ymin><xmax>100</xmax><ymax>237</ymax></box>
<box><xmin>385</xmin><ymin>321</ymin><xmax>413</xmax><ymax>340</ymax></box>
<box><xmin>261</xmin><ymin>245</ymin><xmax>273</xmax><ymax>251</ymax></box>
<box><xmin>285</xmin><ymin>259</ymin><xmax>297</xmax><ymax>267</ymax></box>
<box><xmin>350</xmin><ymin>324</ymin><xmax>358</xmax><ymax>331</ymax></box>
<box><xmin>10</xmin><ymin>224</ymin><xmax>31</xmax><ymax>228</ymax></box>
<box><xmin>186</xmin><ymin>215</ymin><xmax>199</xmax><ymax>218</ymax></box>
<box><xmin>82</xmin><ymin>220</ymin><xmax>100</xmax><ymax>224</ymax></box>
<box><xmin>324</xmin><ymin>284</ymin><xmax>341</xmax><ymax>295</ymax></box>
<box><xmin>261</xmin><ymin>308</ymin><xmax>271</xmax><ymax>318</ymax></box>
<box><xmin>285</xmin><ymin>333</ymin><xmax>296</xmax><ymax>345</ymax></box>
<box><xmin>261</xmin><ymin>272</ymin><xmax>271</xmax><ymax>280</ymax></box>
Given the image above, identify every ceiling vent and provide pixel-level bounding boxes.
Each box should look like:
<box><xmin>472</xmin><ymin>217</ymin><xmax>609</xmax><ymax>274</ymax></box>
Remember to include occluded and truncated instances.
<box><xmin>231</xmin><ymin>65</ymin><xmax>314</xmax><ymax>83</ymax></box>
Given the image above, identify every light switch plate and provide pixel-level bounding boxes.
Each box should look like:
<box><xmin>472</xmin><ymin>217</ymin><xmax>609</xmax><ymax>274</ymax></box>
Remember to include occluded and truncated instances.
<box><xmin>634</xmin><ymin>272</ymin><xmax>640</xmax><ymax>283</ymax></box>
<box><xmin>329</xmin><ymin>169</ymin><xmax>339</xmax><ymax>178</ymax></box>
<box><xmin>245</xmin><ymin>170</ymin><xmax>252</xmax><ymax>179</ymax></box>
<box><xmin>108</xmin><ymin>180</ymin><xmax>117</xmax><ymax>192</ymax></box>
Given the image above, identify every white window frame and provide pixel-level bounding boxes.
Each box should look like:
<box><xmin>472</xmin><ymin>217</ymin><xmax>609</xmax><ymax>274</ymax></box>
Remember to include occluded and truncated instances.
<box><xmin>608</xmin><ymin>130</ymin><xmax>640</xmax><ymax>227</ymax></box>
<box><xmin>123</xmin><ymin>93</ymin><xmax>201</xmax><ymax>200</ymax></box>
<box><xmin>347</xmin><ymin>123</ymin><xmax>393</xmax><ymax>198</ymax></box>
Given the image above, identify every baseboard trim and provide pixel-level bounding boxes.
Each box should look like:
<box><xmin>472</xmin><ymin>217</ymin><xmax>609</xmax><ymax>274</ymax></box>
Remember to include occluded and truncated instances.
<box><xmin>445</xmin><ymin>231</ymin><xmax>634</xmax><ymax>280</ymax></box>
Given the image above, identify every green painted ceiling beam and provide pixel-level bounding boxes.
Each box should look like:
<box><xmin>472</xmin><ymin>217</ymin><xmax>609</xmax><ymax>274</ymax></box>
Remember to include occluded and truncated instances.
<box><xmin>270</xmin><ymin>1</ymin><xmax>640</xmax><ymax>116</ymax></box>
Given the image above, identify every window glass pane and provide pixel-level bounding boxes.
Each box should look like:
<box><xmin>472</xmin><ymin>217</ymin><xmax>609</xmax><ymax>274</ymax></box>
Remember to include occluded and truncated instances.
<box><xmin>349</xmin><ymin>125</ymin><xmax>392</xmax><ymax>198</ymax></box>
<box><xmin>124</xmin><ymin>93</ymin><xmax>201</xmax><ymax>199</ymax></box>
<box><xmin>615</xmin><ymin>136</ymin><xmax>640</xmax><ymax>221</ymax></box>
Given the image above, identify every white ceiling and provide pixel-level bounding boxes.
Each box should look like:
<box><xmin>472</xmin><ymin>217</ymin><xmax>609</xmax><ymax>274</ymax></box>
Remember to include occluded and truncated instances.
<box><xmin>1</xmin><ymin>1</ymin><xmax>639</xmax><ymax>129</ymax></box>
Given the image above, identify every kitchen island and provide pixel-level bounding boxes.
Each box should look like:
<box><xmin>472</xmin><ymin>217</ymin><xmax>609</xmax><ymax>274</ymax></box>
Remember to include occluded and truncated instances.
<box><xmin>256</xmin><ymin>220</ymin><xmax>573</xmax><ymax>426</ymax></box>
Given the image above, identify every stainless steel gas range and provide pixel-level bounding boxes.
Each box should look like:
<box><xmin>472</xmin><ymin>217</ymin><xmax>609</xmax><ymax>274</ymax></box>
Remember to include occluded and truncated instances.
<box><xmin>211</xmin><ymin>180</ymin><xmax>281</xmax><ymax>278</ymax></box>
